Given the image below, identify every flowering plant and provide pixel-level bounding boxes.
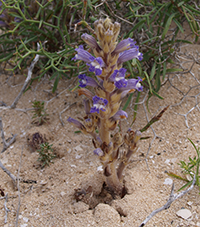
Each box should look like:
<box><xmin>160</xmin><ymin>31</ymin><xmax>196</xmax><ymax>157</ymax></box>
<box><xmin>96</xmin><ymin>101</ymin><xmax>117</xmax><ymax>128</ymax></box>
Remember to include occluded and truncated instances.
<box><xmin>68</xmin><ymin>18</ymin><xmax>143</xmax><ymax>198</ymax></box>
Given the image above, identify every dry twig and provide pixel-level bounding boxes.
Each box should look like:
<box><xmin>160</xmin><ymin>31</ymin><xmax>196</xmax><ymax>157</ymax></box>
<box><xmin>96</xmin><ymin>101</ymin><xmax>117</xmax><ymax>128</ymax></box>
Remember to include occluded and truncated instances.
<box><xmin>0</xmin><ymin>43</ymin><xmax>41</xmax><ymax>111</ymax></box>
<box><xmin>15</xmin><ymin>148</ymin><xmax>23</xmax><ymax>227</ymax></box>
<box><xmin>0</xmin><ymin>117</ymin><xmax>17</xmax><ymax>153</ymax></box>
<box><xmin>4</xmin><ymin>193</ymin><xmax>10</xmax><ymax>224</ymax></box>
<box><xmin>139</xmin><ymin>176</ymin><xmax>196</xmax><ymax>227</ymax></box>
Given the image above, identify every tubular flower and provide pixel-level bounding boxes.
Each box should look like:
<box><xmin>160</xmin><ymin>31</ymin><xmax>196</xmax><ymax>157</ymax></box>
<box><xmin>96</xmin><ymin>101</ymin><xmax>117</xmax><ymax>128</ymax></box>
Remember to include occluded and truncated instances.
<box><xmin>72</xmin><ymin>45</ymin><xmax>105</xmax><ymax>76</ymax></box>
<box><xmin>112</xmin><ymin>38</ymin><xmax>137</xmax><ymax>54</ymax></box>
<box><xmin>78</xmin><ymin>74</ymin><xmax>99</xmax><ymax>88</ymax></box>
<box><xmin>125</xmin><ymin>77</ymin><xmax>143</xmax><ymax>92</ymax></box>
<box><xmin>87</xmin><ymin>57</ymin><xmax>105</xmax><ymax>76</ymax></box>
<box><xmin>117</xmin><ymin>48</ymin><xmax>143</xmax><ymax>65</ymax></box>
<box><xmin>120</xmin><ymin>77</ymin><xmax>143</xmax><ymax>99</ymax></box>
<box><xmin>93</xmin><ymin>148</ymin><xmax>104</xmax><ymax>157</ymax></box>
<box><xmin>109</xmin><ymin>68</ymin><xmax>127</xmax><ymax>89</ymax></box>
<box><xmin>90</xmin><ymin>95</ymin><xmax>108</xmax><ymax>114</ymax></box>
<box><xmin>67</xmin><ymin>117</ymin><xmax>86</xmax><ymax>131</ymax></box>
<box><xmin>111</xmin><ymin>110</ymin><xmax>128</xmax><ymax>120</ymax></box>
<box><xmin>81</xmin><ymin>33</ymin><xmax>101</xmax><ymax>51</ymax></box>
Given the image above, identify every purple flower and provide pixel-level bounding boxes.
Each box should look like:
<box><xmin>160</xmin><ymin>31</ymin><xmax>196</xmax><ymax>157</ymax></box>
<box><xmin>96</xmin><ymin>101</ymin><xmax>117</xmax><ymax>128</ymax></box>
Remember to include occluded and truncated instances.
<box><xmin>113</xmin><ymin>38</ymin><xmax>137</xmax><ymax>54</ymax></box>
<box><xmin>78</xmin><ymin>74</ymin><xmax>98</xmax><ymax>88</ymax></box>
<box><xmin>119</xmin><ymin>77</ymin><xmax>143</xmax><ymax>98</ymax></box>
<box><xmin>93</xmin><ymin>148</ymin><xmax>104</xmax><ymax>157</ymax></box>
<box><xmin>72</xmin><ymin>45</ymin><xmax>95</xmax><ymax>62</ymax></box>
<box><xmin>111</xmin><ymin>110</ymin><xmax>128</xmax><ymax>120</ymax></box>
<box><xmin>72</xmin><ymin>45</ymin><xmax>105</xmax><ymax>76</ymax></box>
<box><xmin>87</xmin><ymin>57</ymin><xmax>105</xmax><ymax>76</ymax></box>
<box><xmin>90</xmin><ymin>95</ymin><xmax>108</xmax><ymax>114</ymax></box>
<box><xmin>125</xmin><ymin>77</ymin><xmax>143</xmax><ymax>92</ymax></box>
<box><xmin>81</xmin><ymin>33</ymin><xmax>101</xmax><ymax>50</ymax></box>
<box><xmin>67</xmin><ymin>117</ymin><xmax>86</xmax><ymax>131</ymax></box>
<box><xmin>110</xmin><ymin>68</ymin><xmax>127</xmax><ymax>89</ymax></box>
<box><xmin>117</xmin><ymin>48</ymin><xmax>143</xmax><ymax>65</ymax></box>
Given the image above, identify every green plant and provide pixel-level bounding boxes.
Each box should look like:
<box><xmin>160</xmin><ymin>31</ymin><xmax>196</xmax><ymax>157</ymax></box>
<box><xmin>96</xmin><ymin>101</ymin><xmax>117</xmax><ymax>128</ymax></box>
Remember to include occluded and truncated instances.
<box><xmin>67</xmin><ymin>18</ymin><xmax>168</xmax><ymax>198</ymax></box>
<box><xmin>168</xmin><ymin>138</ymin><xmax>200</xmax><ymax>192</ymax></box>
<box><xmin>37</xmin><ymin>142</ymin><xmax>56</xmax><ymax>167</ymax></box>
<box><xmin>0</xmin><ymin>0</ymin><xmax>199</xmax><ymax>97</ymax></box>
<box><xmin>31</xmin><ymin>100</ymin><xmax>49</xmax><ymax>125</ymax></box>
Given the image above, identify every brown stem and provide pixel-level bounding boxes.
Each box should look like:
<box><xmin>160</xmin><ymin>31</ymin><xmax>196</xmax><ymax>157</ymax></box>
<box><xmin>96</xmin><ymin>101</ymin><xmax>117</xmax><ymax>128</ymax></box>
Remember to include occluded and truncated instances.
<box><xmin>117</xmin><ymin>131</ymin><xmax>141</xmax><ymax>180</ymax></box>
<box><xmin>105</xmin><ymin>161</ymin><xmax>123</xmax><ymax>198</ymax></box>
<box><xmin>99</xmin><ymin>118</ymin><xmax>110</xmax><ymax>144</ymax></box>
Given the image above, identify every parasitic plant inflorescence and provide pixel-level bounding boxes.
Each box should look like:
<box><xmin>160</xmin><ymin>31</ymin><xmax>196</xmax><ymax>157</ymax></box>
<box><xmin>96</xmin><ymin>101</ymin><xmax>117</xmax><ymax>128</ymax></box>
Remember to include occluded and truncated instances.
<box><xmin>68</xmin><ymin>18</ymin><xmax>143</xmax><ymax>198</ymax></box>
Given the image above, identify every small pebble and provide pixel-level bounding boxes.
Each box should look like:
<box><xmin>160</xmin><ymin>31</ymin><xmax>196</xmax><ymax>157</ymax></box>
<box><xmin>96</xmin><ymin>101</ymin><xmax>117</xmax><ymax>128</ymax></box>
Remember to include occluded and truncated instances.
<box><xmin>187</xmin><ymin>201</ymin><xmax>193</xmax><ymax>206</ymax></box>
<box><xmin>163</xmin><ymin>178</ymin><xmax>173</xmax><ymax>185</ymax></box>
<box><xmin>74</xmin><ymin>145</ymin><xmax>83</xmax><ymax>152</ymax></box>
<box><xmin>97</xmin><ymin>165</ymin><xmax>103</xmax><ymax>172</ymax></box>
<box><xmin>60</xmin><ymin>191</ymin><xmax>66</xmax><ymax>197</ymax></box>
<box><xmin>176</xmin><ymin>209</ymin><xmax>192</xmax><ymax>220</ymax></box>
<box><xmin>23</xmin><ymin>217</ymin><xmax>29</xmax><ymax>222</ymax></box>
<box><xmin>75</xmin><ymin>154</ymin><xmax>82</xmax><ymax>159</ymax></box>
<box><xmin>165</xmin><ymin>159</ymin><xmax>170</xmax><ymax>165</ymax></box>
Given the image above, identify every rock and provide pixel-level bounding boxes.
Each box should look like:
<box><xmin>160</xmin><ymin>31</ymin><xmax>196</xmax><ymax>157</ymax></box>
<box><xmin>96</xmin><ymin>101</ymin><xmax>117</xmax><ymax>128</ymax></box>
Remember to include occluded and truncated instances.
<box><xmin>187</xmin><ymin>201</ymin><xmax>193</xmax><ymax>206</ymax></box>
<box><xmin>23</xmin><ymin>217</ymin><xmax>29</xmax><ymax>222</ymax></box>
<box><xmin>124</xmin><ymin>175</ymin><xmax>136</xmax><ymax>194</ymax></box>
<box><xmin>60</xmin><ymin>191</ymin><xmax>66</xmax><ymax>197</ymax></box>
<box><xmin>176</xmin><ymin>208</ymin><xmax>192</xmax><ymax>219</ymax></box>
<box><xmin>74</xmin><ymin>145</ymin><xmax>83</xmax><ymax>152</ymax></box>
<box><xmin>94</xmin><ymin>203</ymin><xmax>121</xmax><ymax>226</ymax></box>
<box><xmin>73</xmin><ymin>201</ymin><xmax>89</xmax><ymax>214</ymax></box>
<box><xmin>111</xmin><ymin>197</ymin><xmax>129</xmax><ymax>217</ymax></box>
<box><xmin>163</xmin><ymin>178</ymin><xmax>173</xmax><ymax>185</ymax></box>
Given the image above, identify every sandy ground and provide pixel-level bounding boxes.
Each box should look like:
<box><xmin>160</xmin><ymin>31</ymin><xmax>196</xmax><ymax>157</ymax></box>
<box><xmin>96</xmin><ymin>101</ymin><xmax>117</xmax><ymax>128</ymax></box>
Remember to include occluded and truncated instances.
<box><xmin>0</xmin><ymin>42</ymin><xmax>200</xmax><ymax>227</ymax></box>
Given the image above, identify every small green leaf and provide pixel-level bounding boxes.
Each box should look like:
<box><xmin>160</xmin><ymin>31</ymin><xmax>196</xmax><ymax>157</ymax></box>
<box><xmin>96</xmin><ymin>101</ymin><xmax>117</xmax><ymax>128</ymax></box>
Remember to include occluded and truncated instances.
<box><xmin>52</xmin><ymin>74</ymin><xmax>60</xmax><ymax>93</ymax></box>
<box><xmin>173</xmin><ymin>18</ymin><xmax>184</xmax><ymax>33</ymax></box>
<box><xmin>152</xmin><ymin>89</ymin><xmax>163</xmax><ymax>99</ymax></box>
<box><xmin>125</xmin><ymin>19</ymin><xmax>146</xmax><ymax>38</ymax></box>
<box><xmin>161</xmin><ymin>13</ymin><xmax>177</xmax><ymax>40</ymax></box>
<box><xmin>131</xmin><ymin>92</ymin><xmax>141</xmax><ymax>126</ymax></box>
<box><xmin>162</xmin><ymin>61</ymin><xmax>166</xmax><ymax>80</ymax></box>
<box><xmin>122</xmin><ymin>93</ymin><xmax>133</xmax><ymax>111</ymax></box>
<box><xmin>144</xmin><ymin>71</ymin><xmax>152</xmax><ymax>94</ymax></box>
<box><xmin>166</xmin><ymin>68</ymin><xmax>183</xmax><ymax>73</ymax></box>
<box><xmin>150</xmin><ymin>62</ymin><xmax>156</xmax><ymax>80</ymax></box>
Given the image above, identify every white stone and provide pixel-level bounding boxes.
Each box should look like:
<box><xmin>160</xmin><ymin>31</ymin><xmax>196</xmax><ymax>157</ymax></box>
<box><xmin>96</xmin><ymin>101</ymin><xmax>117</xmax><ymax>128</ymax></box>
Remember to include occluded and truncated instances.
<box><xmin>163</xmin><ymin>178</ymin><xmax>173</xmax><ymax>185</ymax></box>
<box><xmin>74</xmin><ymin>145</ymin><xmax>83</xmax><ymax>152</ymax></box>
<box><xmin>23</xmin><ymin>217</ymin><xmax>29</xmax><ymax>222</ymax></box>
<box><xmin>75</xmin><ymin>154</ymin><xmax>82</xmax><ymax>159</ymax></box>
<box><xmin>176</xmin><ymin>209</ymin><xmax>192</xmax><ymax>220</ymax></box>
<box><xmin>97</xmin><ymin>165</ymin><xmax>103</xmax><ymax>172</ymax></box>
<box><xmin>20</xmin><ymin>224</ymin><xmax>27</xmax><ymax>227</ymax></box>
<box><xmin>165</xmin><ymin>159</ymin><xmax>170</xmax><ymax>165</ymax></box>
<box><xmin>187</xmin><ymin>201</ymin><xmax>193</xmax><ymax>206</ymax></box>
<box><xmin>60</xmin><ymin>191</ymin><xmax>66</xmax><ymax>197</ymax></box>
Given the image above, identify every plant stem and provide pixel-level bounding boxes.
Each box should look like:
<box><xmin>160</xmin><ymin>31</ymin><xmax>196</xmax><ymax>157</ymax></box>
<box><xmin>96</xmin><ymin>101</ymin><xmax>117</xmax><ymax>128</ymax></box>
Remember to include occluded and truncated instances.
<box><xmin>105</xmin><ymin>161</ymin><xmax>123</xmax><ymax>197</ymax></box>
<box><xmin>117</xmin><ymin>131</ymin><xmax>141</xmax><ymax>180</ymax></box>
<box><xmin>99</xmin><ymin>119</ymin><xmax>110</xmax><ymax>144</ymax></box>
